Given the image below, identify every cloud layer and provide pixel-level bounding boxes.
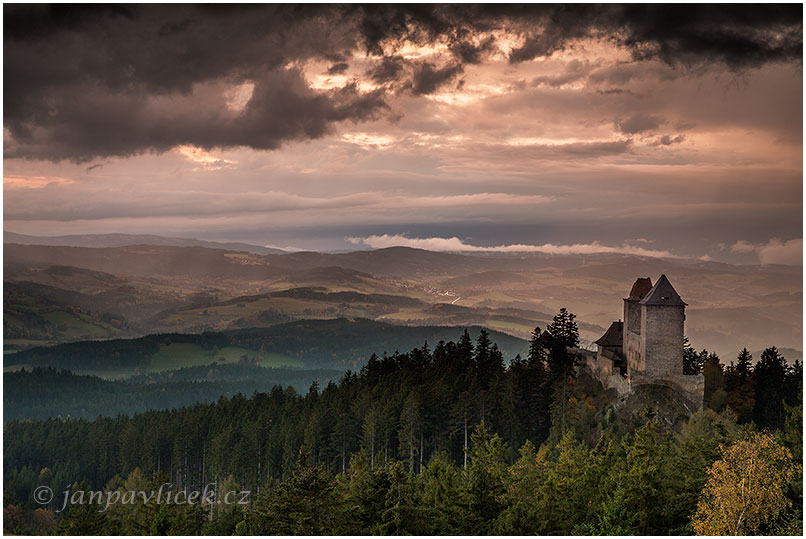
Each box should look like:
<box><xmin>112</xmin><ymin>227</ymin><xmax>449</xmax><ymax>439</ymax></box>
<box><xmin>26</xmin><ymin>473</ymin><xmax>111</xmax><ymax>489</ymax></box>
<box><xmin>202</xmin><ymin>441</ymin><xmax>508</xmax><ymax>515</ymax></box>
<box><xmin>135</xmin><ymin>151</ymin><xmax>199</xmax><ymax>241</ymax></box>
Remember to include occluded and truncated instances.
<box><xmin>347</xmin><ymin>234</ymin><xmax>676</xmax><ymax>258</ymax></box>
<box><xmin>731</xmin><ymin>238</ymin><xmax>803</xmax><ymax>265</ymax></box>
<box><xmin>3</xmin><ymin>5</ymin><xmax>801</xmax><ymax>265</ymax></box>
<box><xmin>4</xmin><ymin>4</ymin><xmax>802</xmax><ymax>161</ymax></box>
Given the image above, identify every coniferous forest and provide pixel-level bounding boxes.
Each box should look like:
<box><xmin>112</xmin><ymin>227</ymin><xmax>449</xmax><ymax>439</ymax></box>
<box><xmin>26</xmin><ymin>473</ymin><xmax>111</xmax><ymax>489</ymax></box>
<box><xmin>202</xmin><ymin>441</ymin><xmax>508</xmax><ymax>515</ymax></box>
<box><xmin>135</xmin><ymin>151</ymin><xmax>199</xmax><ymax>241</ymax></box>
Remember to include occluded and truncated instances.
<box><xmin>4</xmin><ymin>3</ymin><xmax>804</xmax><ymax>537</ymax></box>
<box><xmin>4</xmin><ymin>310</ymin><xmax>802</xmax><ymax>535</ymax></box>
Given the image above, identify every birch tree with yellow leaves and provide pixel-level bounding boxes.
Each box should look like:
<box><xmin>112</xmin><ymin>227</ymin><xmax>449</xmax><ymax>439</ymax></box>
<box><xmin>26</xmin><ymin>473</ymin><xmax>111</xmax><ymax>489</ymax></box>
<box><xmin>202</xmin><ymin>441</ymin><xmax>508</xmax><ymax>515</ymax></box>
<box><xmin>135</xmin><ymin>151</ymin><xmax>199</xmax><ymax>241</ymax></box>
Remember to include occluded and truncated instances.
<box><xmin>691</xmin><ymin>433</ymin><xmax>798</xmax><ymax>535</ymax></box>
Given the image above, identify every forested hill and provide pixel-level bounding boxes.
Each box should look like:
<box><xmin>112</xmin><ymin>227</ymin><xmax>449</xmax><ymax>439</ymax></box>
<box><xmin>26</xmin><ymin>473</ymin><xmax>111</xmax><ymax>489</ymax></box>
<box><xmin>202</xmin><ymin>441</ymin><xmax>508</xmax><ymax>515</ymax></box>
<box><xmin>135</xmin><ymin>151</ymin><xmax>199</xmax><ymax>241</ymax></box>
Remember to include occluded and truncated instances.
<box><xmin>4</xmin><ymin>316</ymin><xmax>802</xmax><ymax>535</ymax></box>
<box><xmin>2</xmin><ymin>365</ymin><xmax>345</xmax><ymax>422</ymax></box>
<box><xmin>4</xmin><ymin>318</ymin><xmax>529</xmax><ymax>374</ymax></box>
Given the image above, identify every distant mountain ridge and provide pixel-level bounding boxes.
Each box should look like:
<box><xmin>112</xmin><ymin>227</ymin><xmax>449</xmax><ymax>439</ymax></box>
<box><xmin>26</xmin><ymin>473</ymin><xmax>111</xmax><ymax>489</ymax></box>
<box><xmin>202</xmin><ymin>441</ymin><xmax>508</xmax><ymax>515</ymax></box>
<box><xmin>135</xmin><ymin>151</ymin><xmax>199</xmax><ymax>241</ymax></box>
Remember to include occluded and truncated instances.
<box><xmin>4</xmin><ymin>241</ymin><xmax>801</xmax><ymax>360</ymax></box>
<box><xmin>4</xmin><ymin>231</ymin><xmax>288</xmax><ymax>255</ymax></box>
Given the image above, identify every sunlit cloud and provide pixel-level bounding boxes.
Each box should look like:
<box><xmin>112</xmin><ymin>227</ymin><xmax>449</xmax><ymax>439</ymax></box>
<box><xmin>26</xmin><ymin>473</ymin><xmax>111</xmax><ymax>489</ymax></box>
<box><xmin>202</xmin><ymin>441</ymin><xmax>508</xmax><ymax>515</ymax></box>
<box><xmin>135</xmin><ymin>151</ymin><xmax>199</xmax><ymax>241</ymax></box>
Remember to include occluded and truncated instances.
<box><xmin>174</xmin><ymin>145</ymin><xmax>235</xmax><ymax>170</ymax></box>
<box><xmin>4</xmin><ymin>175</ymin><xmax>75</xmax><ymax>189</ymax></box>
<box><xmin>346</xmin><ymin>234</ymin><xmax>677</xmax><ymax>258</ymax></box>
<box><xmin>341</xmin><ymin>133</ymin><xmax>397</xmax><ymax>149</ymax></box>
<box><xmin>224</xmin><ymin>82</ymin><xmax>255</xmax><ymax>111</ymax></box>
<box><xmin>731</xmin><ymin>238</ymin><xmax>803</xmax><ymax>265</ymax></box>
<box><xmin>395</xmin><ymin>42</ymin><xmax>450</xmax><ymax>59</ymax></box>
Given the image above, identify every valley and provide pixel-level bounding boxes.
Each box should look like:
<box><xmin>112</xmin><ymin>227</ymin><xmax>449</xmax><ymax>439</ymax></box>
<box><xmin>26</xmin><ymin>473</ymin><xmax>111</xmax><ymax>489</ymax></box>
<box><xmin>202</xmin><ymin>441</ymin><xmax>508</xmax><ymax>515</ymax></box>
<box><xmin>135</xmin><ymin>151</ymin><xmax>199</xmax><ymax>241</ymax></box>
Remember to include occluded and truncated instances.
<box><xmin>4</xmin><ymin>238</ymin><xmax>802</xmax><ymax>362</ymax></box>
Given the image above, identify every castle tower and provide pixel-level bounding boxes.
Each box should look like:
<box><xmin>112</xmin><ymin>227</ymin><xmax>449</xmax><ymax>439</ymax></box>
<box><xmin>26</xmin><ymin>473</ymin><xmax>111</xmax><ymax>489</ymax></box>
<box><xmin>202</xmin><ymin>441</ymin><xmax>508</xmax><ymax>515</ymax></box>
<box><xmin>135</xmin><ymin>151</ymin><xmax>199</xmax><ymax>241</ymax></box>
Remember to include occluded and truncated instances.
<box><xmin>638</xmin><ymin>274</ymin><xmax>686</xmax><ymax>375</ymax></box>
<box><xmin>623</xmin><ymin>277</ymin><xmax>652</xmax><ymax>372</ymax></box>
<box><xmin>592</xmin><ymin>274</ymin><xmax>702</xmax><ymax>409</ymax></box>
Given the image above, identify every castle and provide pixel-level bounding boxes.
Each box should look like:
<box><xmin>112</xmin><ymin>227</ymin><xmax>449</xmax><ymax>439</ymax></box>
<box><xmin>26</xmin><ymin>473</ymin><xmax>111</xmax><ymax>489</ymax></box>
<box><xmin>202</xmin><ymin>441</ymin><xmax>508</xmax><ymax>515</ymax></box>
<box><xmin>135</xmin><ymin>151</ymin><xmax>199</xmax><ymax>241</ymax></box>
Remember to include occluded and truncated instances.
<box><xmin>586</xmin><ymin>274</ymin><xmax>704</xmax><ymax>408</ymax></box>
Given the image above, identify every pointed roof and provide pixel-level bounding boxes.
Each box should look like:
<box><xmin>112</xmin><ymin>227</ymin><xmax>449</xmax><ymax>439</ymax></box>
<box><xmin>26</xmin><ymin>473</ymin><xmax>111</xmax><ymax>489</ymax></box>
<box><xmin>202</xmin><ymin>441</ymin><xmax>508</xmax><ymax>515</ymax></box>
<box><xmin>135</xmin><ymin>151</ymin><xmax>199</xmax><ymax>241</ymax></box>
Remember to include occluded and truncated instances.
<box><xmin>594</xmin><ymin>320</ymin><xmax>623</xmax><ymax>347</ymax></box>
<box><xmin>627</xmin><ymin>277</ymin><xmax>653</xmax><ymax>300</ymax></box>
<box><xmin>639</xmin><ymin>274</ymin><xmax>686</xmax><ymax>306</ymax></box>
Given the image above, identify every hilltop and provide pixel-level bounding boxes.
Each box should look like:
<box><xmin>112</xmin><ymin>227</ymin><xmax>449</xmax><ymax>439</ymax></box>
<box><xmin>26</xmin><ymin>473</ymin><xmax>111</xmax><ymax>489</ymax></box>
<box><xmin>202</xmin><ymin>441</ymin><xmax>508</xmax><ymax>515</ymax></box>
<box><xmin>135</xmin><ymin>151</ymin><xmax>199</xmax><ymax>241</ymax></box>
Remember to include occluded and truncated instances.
<box><xmin>4</xmin><ymin>230</ymin><xmax>287</xmax><ymax>255</ymax></box>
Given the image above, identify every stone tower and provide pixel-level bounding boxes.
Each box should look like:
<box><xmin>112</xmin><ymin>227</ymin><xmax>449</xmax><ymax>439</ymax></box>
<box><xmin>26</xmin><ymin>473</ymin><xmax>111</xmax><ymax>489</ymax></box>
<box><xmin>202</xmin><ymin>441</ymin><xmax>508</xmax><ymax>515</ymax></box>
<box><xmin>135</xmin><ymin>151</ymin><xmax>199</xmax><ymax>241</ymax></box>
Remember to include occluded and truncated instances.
<box><xmin>622</xmin><ymin>277</ymin><xmax>652</xmax><ymax>372</ymax></box>
<box><xmin>622</xmin><ymin>275</ymin><xmax>686</xmax><ymax>375</ymax></box>
<box><xmin>591</xmin><ymin>274</ymin><xmax>702</xmax><ymax>408</ymax></box>
<box><xmin>640</xmin><ymin>274</ymin><xmax>686</xmax><ymax>375</ymax></box>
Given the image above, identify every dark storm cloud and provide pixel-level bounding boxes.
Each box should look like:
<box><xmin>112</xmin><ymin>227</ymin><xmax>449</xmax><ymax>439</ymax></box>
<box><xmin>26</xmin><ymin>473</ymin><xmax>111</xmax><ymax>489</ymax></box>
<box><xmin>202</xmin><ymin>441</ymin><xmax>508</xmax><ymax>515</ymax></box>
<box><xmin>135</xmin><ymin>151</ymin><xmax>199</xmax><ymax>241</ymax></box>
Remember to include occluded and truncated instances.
<box><xmin>327</xmin><ymin>62</ymin><xmax>350</xmax><ymax>75</ymax></box>
<box><xmin>366</xmin><ymin>55</ymin><xmax>463</xmax><ymax>96</ymax></box>
<box><xmin>409</xmin><ymin>62</ymin><xmax>464</xmax><ymax>96</ymax></box>
<box><xmin>351</xmin><ymin>4</ymin><xmax>802</xmax><ymax>67</ymax></box>
<box><xmin>649</xmin><ymin>135</ymin><xmax>686</xmax><ymax>147</ymax></box>
<box><xmin>617</xmin><ymin>114</ymin><xmax>665</xmax><ymax>135</ymax></box>
<box><xmin>4</xmin><ymin>3</ymin><xmax>801</xmax><ymax>161</ymax></box>
<box><xmin>8</xmin><ymin>68</ymin><xmax>387</xmax><ymax>161</ymax></box>
<box><xmin>367</xmin><ymin>56</ymin><xmax>407</xmax><ymax>84</ymax></box>
<box><xmin>502</xmin><ymin>4</ymin><xmax>802</xmax><ymax>68</ymax></box>
<box><xmin>448</xmin><ymin>36</ymin><xmax>496</xmax><ymax>64</ymax></box>
<box><xmin>4</xmin><ymin>4</ymin><xmax>392</xmax><ymax>161</ymax></box>
<box><xmin>616</xmin><ymin>4</ymin><xmax>804</xmax><ymax>68</ymax></box>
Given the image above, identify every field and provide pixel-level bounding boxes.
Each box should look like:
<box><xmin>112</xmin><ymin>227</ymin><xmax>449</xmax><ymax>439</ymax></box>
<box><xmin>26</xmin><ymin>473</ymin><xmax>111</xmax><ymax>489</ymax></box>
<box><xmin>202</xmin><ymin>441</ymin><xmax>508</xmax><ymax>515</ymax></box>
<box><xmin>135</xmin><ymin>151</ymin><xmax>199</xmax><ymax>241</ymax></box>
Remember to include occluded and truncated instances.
<box><xmin>148</xmin><ymin>343</ymin><xmax>302</xmax><ymax>373</ymax></box>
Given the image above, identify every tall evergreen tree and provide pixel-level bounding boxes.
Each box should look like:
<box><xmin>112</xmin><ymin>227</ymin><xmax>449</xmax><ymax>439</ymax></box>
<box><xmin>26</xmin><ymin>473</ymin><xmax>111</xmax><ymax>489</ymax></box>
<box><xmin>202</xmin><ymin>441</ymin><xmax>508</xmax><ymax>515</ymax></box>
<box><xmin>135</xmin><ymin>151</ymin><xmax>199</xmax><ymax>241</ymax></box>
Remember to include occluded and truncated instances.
<box><xmin>547</xmin><ymin>308</ymin><xmax>579</xmax><ymax>349</ymax></box>
<box><xmin>753</xmin><ymin>347</ymin><xmax>789</xmax><ymax>430</ymax></box>
<box><xmin>736</xmin><ymin>348</ymin><xmax>753</xmax><ymax>380</ymax></box>
<box><xmin>398</xmin><ymin>392</ymin><xmax>423</xmax><ymax>473</ymax></box>
<box><xmin>683</xmin><ymin>337</ymin><xmax>700</xmax><ymax>375</ymax></box>
<box><xmin>544</xmin><ymin>309</ymin><xmax>581</xmax><ymax>437</ymax></box>
<box><xmin>462</xmin><ymin>423</ymin><xmax>508</xmax><ymax>534</ymax></box>
<box><xmin>54</xmin><ymin>482</ymin><xmax>109</xmax><ymax>535</ymax></box>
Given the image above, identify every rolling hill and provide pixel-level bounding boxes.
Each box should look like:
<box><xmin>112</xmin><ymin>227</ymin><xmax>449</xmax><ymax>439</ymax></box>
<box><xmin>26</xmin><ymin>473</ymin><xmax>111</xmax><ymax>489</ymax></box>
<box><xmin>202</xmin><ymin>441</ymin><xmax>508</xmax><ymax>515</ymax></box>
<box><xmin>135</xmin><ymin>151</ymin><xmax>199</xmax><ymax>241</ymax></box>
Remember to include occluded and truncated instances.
<box><xmin>4</xmin><ymin>231</ymin><xmax>287</xmax><ymax>255</ymax></box>
<box><xmin>4</xmin><ymin>241</ymin><xmax>801</xmax><ymax>359</ymax></box>
<box><xmin>4</xmin><ymin>318</ymin><xmax>530</xmax><ymax>377</ymax></box>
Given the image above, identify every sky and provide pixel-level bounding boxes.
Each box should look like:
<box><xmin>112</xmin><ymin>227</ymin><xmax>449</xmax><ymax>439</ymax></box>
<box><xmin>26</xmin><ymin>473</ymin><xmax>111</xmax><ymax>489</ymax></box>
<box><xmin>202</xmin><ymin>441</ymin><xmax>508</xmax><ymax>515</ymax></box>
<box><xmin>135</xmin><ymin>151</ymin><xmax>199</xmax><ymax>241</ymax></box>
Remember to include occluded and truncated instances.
<box><xmin>3</xmin><ymin>4</ymin><xmax>803</xmax><ymax>264</ymax></box>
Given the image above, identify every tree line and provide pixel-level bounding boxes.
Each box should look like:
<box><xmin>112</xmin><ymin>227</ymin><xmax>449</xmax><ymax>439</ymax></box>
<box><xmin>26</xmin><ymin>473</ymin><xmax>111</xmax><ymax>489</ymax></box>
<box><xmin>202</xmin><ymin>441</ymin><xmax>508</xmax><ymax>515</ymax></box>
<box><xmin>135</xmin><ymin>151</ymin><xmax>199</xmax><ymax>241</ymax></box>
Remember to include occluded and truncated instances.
<box><xmin>3</xmin><ymin>365</ymin><xmax>343</xmax><ymax>422</ymax></box>
<box><xmin>3</xmin><ymin>308</ymin><xmax>802</xmax><ymax>535</ymax></box>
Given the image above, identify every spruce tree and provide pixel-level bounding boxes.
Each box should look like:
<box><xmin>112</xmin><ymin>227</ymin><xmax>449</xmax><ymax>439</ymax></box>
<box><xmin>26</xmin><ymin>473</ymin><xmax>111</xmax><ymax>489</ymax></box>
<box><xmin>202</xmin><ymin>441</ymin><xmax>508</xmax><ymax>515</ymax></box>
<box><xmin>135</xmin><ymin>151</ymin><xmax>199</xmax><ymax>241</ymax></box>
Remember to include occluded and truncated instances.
<box><xmin>736</xmin><ymin>348</ymin><xmax>753</xmax><ymax>380</ymax></box>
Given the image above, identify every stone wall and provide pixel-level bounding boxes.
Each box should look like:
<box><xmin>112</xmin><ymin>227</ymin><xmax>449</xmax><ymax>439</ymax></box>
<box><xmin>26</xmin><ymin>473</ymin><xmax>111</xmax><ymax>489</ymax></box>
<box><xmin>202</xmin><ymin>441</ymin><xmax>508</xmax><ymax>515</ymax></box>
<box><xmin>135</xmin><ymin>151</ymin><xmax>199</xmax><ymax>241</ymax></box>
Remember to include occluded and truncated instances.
<box><xmin>602</xmin><ymin>372</ymin><xmax>632</xmax><ymax>395</ymax></box>
<box><xmin>582</xmin><ymin>352</ymin><xmax>631</xmax><ymax>395</ymax></box>
<box><xmin>585</xmin><ymin>354</ymin><xmax>704</xmax><ymax>409</ymax></box>
<box><xmin>624</xmin><ymin>331</ymin><xmax>644</xmax><ymax>371</ymax></box>
<box><xmin>641</xmin><ymin>304</ymin><xmax>684</xmax><ymax>375</ymax></box>
<box><xmin>592</xmin><ymin>349</ymin><xmax>616</xmax><ymax>376</ymax></box>
<box><xmin>623</xmin><ymin>299</ymin><xmax>642</xmax><ymax>336</ymax></box>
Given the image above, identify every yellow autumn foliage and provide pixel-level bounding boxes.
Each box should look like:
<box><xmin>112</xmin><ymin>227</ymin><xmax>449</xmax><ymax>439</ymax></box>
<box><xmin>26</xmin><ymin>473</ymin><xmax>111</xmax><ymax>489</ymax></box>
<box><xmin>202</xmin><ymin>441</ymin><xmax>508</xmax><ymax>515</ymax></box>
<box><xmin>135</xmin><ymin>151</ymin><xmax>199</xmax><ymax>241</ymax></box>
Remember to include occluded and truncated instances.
<box><xmin>691</xmin><ymin>432</ymin><xmax>797</xmax><ymax>535</ymax></box>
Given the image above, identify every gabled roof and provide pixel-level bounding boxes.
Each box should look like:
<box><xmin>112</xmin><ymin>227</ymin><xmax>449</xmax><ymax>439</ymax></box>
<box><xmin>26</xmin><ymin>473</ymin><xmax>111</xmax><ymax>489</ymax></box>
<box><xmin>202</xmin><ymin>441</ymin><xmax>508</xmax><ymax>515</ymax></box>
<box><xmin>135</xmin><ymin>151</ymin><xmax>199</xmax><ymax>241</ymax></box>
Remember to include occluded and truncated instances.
<box><xmin>639</xmin><ymin>274</ymin><xmax>686</xmax><ymax>306</ymax></box>
<box><xmin>627</xmin><ymin>277</ymin><xmax>653</xmax><ymax>300</ymax></box>
<box><xmin>594</xmin><ymin>320</ymin><xmax>623</xmax><ymax>347</ymax></box>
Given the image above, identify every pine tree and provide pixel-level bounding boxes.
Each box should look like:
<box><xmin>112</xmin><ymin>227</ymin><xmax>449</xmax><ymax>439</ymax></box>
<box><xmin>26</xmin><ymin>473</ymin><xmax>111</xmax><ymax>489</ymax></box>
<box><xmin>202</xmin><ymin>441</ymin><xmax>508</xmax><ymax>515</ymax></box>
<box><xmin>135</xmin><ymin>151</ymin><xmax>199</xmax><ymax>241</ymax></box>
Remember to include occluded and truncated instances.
<box><xmin>475</xmin><ymin>329</ymin><xmax>491</xmax><ymax>368</ymax></box>
<box><xmin>457</xmin><ymin>329</ymin><xmax>474</xmax><ymax>365</ymax></box>
<box><xmin>753</xmin><ymin>347</ymin><xmax>788</xmax><ymax>429</ymax></box>
<box><xmin>55</xmin><ymin>482</ymin><xmax>109</xmax><ymax>535</ymax></box>
<box><xmin>462</xmin><ymin>422</ymin><xmax>509</xmax><ymax>534</ymax></box>
<box><xmin>237</xmin><ymin>451</ymin><xmax>351</xmax><ymax>534</ymax></box>
<box><xmin>546</xmin><ymin>309</ymin><xmax>579</xmax><ymax>378</ymax></box>
<box><xmin>702</xmin><ymin>353</ymin><xmax>724</xmax><ymax>409</ymax></box>
<box><xmin>398</xmin><ymin>392</ymin><xmax>423</xmax><ymax>472</ymax></box>
<box><xmin>419</xmin><ymin>452</ymin><xmax>464</xmax><ymax>533</ymax></box>
<box><xmin>736</xmin><ymin>348</ymin><xmax>753</xmax><ymax>380</ymax></box>
<box><xmin>527</xmin><ymin>326</ymin><xmax>547</xmax><ymax>367</ymax></box>
<box><xmin>682</xmin><ymin>337</ymin><xmax>699</xmax><ymax>374</ymax></box>
<box><xmin>547</xmin><ymin>308</ymin><xmax>579</xmax><ymax>349</ymax></box>
<box><xmin>596</xmin><ymin>408</ymin><xmax>677</xmax><ymax>535</ymax></box>
<box><xmin>724</xmin><ymin>349</ymin><xmax>756</xmax><ymax>423</ymax></box>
